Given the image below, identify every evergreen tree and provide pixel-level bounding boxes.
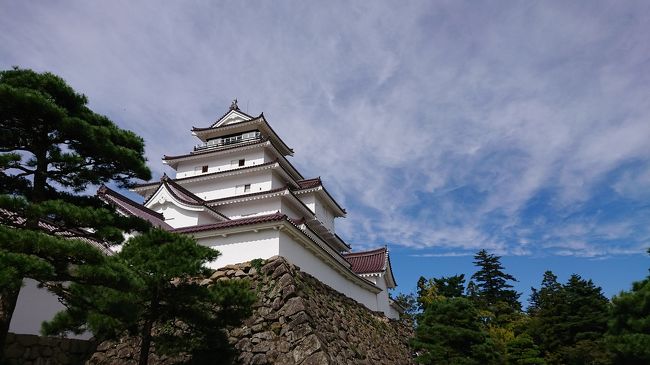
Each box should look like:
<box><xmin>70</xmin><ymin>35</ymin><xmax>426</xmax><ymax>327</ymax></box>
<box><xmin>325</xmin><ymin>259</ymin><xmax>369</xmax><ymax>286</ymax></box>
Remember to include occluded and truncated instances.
<box><xmin>434</xmin><ymin>274</ymin><xmax>466</xmax><ymax>299</ymax></box>
<box><xmin>0</xmin><ymin>67</ymin><xmax>151</xmax><ymax>354</ymax></box>
<box><xmin>43</xmin><ymin>229</ymin><xmax>256</xmax><ymax>365</ymax></box>
<box><xmin>411</xmin><ymin>297</ymin><xmax>500</xmax><ymax>365</ymax></box>
<box><xmin>470</xmin><ymin>249</ymin><xmax>521</xmax><ymax>323</ymax></box>
<box><xmin>606</xmin><ymin>249</ymin><xmax>650</xmax><ymax>364</ymax></box>
<box><xmin>393</xmin><ymin>292</ymin><xmax>418</xmax><ymax>321</ymax></box>
<box><xmin>416</xmin><ymin>274</ymin><xmax>466</xmax><ymax>311</ymax></box>
<box><xmin>528</xmin><ymin>273</ymin><xmax>611</xmax><ymax>364</ymax></box>
<box><xmin>506</xmin><ymin>333</ymin><xmax>546</xmax><ymax>365</ymax></box>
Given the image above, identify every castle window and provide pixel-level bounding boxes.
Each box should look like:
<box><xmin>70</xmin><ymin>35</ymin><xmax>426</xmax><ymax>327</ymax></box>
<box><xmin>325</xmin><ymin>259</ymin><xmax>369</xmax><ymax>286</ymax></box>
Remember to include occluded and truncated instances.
<box><xmin>238</xmin><ymin>159</ymin><xmax>245</xmax><ymax>167</ymax></box>
<box><xmin>201</xmin><ymin>165</ymin><xmax>208</xmax><ymax>173</ymax></box>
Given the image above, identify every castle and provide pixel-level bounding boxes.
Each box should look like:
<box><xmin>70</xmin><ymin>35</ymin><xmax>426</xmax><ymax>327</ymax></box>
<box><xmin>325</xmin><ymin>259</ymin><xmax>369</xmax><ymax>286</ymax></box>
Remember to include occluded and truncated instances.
<box><xmin>98</xmin><ymin>100</ymin><xmax>400</xmax><ymax>319</ymax></box>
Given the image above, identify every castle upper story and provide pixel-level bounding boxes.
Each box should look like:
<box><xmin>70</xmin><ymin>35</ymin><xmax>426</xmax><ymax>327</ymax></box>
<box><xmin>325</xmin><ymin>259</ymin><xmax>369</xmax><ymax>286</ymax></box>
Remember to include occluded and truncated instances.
<box><xmin>131</xmin><ymin>100</ymin><xmax>348</xmax><ymax>252</ymax></box>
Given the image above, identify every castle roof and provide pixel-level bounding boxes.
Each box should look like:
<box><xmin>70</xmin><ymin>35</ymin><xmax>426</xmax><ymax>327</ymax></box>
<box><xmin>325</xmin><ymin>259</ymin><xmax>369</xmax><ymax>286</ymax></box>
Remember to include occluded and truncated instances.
<box><xmin>0</xmin><ymin>208</ymin><xmax>113</xmax><ymax>255</ymax></box>
<box><xmin>192</xmin><ymin>113</ymin><xmax>294</xmax><ymax>156</ymax></box>
<box><xmin>171</xmin><ymin>212</ymin><xmax>287</xmax><ymax>234</ymax></box>
<box><xmin>98</xmin><ymin>185</ymin><xmax>173</xmax><ymax>230</ymax></box>
<box><xmin>343</xmin><ymin>247</ymin><xmax>397</xmax><ymax>287</ymax></box>
<box><xmin>142</xmin><ymin>176</ymin><xmax>230</xmax><ymax>221</ymax></box>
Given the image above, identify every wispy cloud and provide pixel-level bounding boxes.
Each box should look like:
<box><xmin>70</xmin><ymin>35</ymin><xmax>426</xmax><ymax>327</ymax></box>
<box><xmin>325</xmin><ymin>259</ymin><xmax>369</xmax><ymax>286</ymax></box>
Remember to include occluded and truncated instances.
<box><xmin>2</xmin><ymin>1</ymin><xmax>649</xmax><ymax>258</ymax></box>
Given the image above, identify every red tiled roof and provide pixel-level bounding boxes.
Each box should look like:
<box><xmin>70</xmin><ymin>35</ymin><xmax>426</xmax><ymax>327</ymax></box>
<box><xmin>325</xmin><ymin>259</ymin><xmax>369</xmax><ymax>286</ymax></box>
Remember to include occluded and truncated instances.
<box><xmin>0</xmin><ymin>208</ymin><xmax>113</xmax><ymax>255</ymax></box>
<box><xmin>97</xmin><ymin>185</ymin><xmax>173</xmax><ymax>230</ymax></box>
<box><xmin>296</xmin><ymin>177</ymin><xmax>322</xmax><ymax>189</ymax></box>
<box><xmin>342</xmin><ymin>247</ymin><xmax>389</xmax><ymax>274</ymax></box>
<box><xmin>162</xmin><ymin>177</ymin><xmax>203</xmax><ymax>205</ymax></box>
<box><xmin>172</xmin><ymin>212</ymin><xmax>287</xmax><ymax>234</ymax></box>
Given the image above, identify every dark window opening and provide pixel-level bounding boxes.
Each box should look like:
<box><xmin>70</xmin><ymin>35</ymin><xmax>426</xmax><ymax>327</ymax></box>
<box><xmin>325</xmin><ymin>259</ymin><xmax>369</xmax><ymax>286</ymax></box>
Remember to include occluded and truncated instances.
<box><xmin>244</xmin><ymin>184</ymin><xmax>251</xmax><ymax>192</ymax></box>
<box><xmin>202</xmin><ymin>165</ymin><xmax>208</xmax><ymax>173</ymax></box>
<box><xmin>238</xmin><ymin>159</ymin><xmax>245</xmax><ymax>167</ymax></box>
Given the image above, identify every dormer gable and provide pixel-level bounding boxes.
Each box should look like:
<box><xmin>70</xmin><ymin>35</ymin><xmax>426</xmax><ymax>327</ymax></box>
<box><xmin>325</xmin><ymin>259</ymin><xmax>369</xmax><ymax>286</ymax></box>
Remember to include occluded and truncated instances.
<box><xmin>211</xmin><ymin>108</ymin><xmax>255</xmax><ymax>128</ymax></box>
<box><xmin>142</xmin><ymin>175</ymin><xmax>229</xmax><ymax>227</ymax></box>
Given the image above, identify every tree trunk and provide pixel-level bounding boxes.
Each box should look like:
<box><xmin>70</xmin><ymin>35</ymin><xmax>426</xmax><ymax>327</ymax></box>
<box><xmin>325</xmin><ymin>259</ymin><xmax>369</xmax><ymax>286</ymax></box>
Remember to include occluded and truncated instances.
<box><xmin>139</xmin><ymin>295</ymin><xmax>159</xmax><ymax>365</ymax></box>
<box><xmin>32</xmin><ymin>150</ymin><xmax>48</xmax><ymax>203</ymax></box>
<box><xmin>0</xmin><ymin>284</ymin><xmax>21</xmax><ymax>360</ymax></box>
<box><xmin>139</xmin><ymin>317</ymin><xmax>154</xmax><ymax>365</ymax></box>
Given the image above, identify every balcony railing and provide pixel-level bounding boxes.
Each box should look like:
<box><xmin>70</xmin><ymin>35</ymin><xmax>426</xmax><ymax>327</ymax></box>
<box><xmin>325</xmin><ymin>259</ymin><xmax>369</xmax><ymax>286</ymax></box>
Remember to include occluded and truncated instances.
<box><xmin>194</xmin><ymin>133</ymin><xmax>263</xmax><ymax>151</ymax></box>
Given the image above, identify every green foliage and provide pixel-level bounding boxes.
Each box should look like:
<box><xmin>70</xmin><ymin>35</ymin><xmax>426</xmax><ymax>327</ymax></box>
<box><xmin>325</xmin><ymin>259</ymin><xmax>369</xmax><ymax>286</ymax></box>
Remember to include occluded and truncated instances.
<box><xmin>528</xmin><ymin>273</ymin><xmax>611</xmax><ymax>365</ymax></box>
<box><xmin>250</xmin><ymin>258</ymin><xmax>264</xmax><ymax>273</ymax></box>
<box><xmin>434</xmin><ymin>274</ymin><xmax>466</xmax><ymax>299</ymax></box>
<box><xmin>0</xmin><ymin>68</ymin><xmax>150</xmax><ymax>197</ymax></box>
<box><xmin>416</xmin><ymin>274</ymin><xmax>466</xmax><ymax>311</ymax></box>
<box><xmin>606</xmin><ymin>254</ymin><xmax>650</xmax><ymax>365</ymax></box>
<box><xmin>507</xmin><ymin>334</ymin><xmax>546</xmax><ymax>365</ymax></box>
<box><xmin>411</xmin><ymin>297</ymin><xmax>500</xmax><ymax>365</ymax></box>
<box><xmin>0</xmin><ymin>67</ymin><xmax>151</xmax><ymax>356</ymax></box>
<box><xmin>471</xmin><ymin>250</ymin><xmax>521</xmax><ymax>324</ymax></box>
<box><xmin>392</xmin><ymin>292</ymin><xmax>418</xmax><ymax>321</ymax></box>
<box><xmin>43</xmin><ymin>229</ymin><xmax>256</xmax><ymax>365</ymax></box>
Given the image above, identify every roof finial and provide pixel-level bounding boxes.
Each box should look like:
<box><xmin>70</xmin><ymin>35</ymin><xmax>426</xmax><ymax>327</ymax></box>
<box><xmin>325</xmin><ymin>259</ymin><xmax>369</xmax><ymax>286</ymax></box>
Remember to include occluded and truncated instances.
<box><xmin>230</xmin><ymin>98</ymin><xmax>240</xmax><ymax>111</ymax></box>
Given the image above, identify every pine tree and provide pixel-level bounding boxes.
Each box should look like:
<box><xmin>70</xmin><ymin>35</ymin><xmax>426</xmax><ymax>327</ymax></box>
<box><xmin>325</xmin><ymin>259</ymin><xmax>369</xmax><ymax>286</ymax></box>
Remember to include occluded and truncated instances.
<box><xmin>0</xmin><ymin>67</ymin><xmax>151</xmax><ymax>354</ymax></box>
<box><xmin>506</xmin><ymin>333</ymin><xmax>546</xmax><ymax>365</ymax></box>
<box><xmin>411</xmin><ymin>297</ymin><xmax>500</xmax><ymax>365</ymax></box>
<box><xmin>606</xmin><ymin>249</ymin><xmax>650</xmax><ymax>364</ymax></box>
<box><xmin>470</xmin><ymin>249</ymin><xmax>521</xmax><ymax>323</ymax></box>
<box><xmin>43</xmin><ymin>229</ymin><xmax>256</xmax><ymax>365</ymax></box>
<box><xmin>528</xmin><ymin>273</ymin><xmax>611</xmax><ymax>364</ymax></box>
<box><xmin>434</xmin><ymin>274</ymin><xmax>466</xmax><ymax>299</ymax></box>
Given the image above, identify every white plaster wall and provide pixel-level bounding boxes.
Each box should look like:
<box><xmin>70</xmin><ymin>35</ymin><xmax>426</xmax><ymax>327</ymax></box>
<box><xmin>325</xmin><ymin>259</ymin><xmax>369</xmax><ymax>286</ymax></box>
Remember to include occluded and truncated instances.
<box><xmin>218</xmin><ymin>197</ymin><xmax>283</xmax><ymax>219</ymax></box>
<box><xmin>374</xmin><ymin>274</ymin><xmax>395</xmax><ymax>319</ymax></box>
<box><xmin>196</xmin><ymin>229</ymin><xmax>280</xmax><ymax>269</ymax></box>
<box><xmin>280</xmin><ymin>199</ymin><xmax>303</xmax><ymax>220</ymax></box>
<box><xmin>278</xmin><ymin>231</ymin><xmax>379</xmax><ymax>312</ymax></box>
<box><xmin>271</xmin><ymin>173</ymin><xmax>286</xmax><ymax>189</ymax></box>
<box><xmin>181</xmin><ymin>171</ymin><xmax>273</xmax><ymax>201</ymax></box>
<box><xmin>314</xmin><ymin>196</ymin><xmax>335</xmax><ymax>232</ymax></box>
<box><xmin>298</xmin><ymin>193</ymin><xmax>316</xmax><ymax>213</ymax></box>
<box><xmin>153</xmin><ymin>203</ymin><xmax>200</xmax><ymax>228</ymax></box>
<box><xmin>387</xmin><ymin>304</ymin><xmax>400</xmax><ymax>319</ymax></box>
<box><xmin>175</xmin><ymin>149</ymin><xmax>266</xmax><ymax>179</ymax></box>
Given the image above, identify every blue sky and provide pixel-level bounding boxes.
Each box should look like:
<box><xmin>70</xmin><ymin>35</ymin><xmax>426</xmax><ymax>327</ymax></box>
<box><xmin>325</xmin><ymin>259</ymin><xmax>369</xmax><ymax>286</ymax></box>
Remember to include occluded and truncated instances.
<box><xmin>2</xmin><ymin>0</ymin><xmax>649</xmax><ymax>302</ymax></box>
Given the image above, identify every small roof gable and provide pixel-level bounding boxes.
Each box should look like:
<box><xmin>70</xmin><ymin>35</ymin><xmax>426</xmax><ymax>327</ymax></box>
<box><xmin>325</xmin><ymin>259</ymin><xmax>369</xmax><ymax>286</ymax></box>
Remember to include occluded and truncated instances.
<box><xmin>296</xmin><ymin>177</ymin><xmax>322</xmax><ymax>189</ymax></box>
<box><xmin>343</xmin><ymin>246</ymin><xmax>397</xmax><ymax>288</ymax></box>
<box><xmin>343</xmin><ymin>247</ymin><xmax>388</xmax><ymax>273</ymax></box>
<box><xmin>142</xmin><ymin>175</ymin><xmax>229</xmax><ymax>221</ymax></box>
<box><xmin>97</xmin><ymin>185</ymin><xmax>173</xmax><ymax>230</ymax></box>
<box><xmin>210</xmin><ymin>108</ymin><xmax>255</xmax><ymax>128</ymax></box>
<box><xmin>292</xmin><ymin>177</ymin><xmax>347</xmax><ymax>217</ymax></box>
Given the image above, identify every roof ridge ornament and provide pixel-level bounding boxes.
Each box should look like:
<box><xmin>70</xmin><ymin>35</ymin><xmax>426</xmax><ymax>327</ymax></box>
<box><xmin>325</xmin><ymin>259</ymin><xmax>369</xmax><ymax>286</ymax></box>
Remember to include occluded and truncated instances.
<box><xmin>229</xmin><ymin>98</ymin><xmax>240</xmax><ymax>111</ymax></box>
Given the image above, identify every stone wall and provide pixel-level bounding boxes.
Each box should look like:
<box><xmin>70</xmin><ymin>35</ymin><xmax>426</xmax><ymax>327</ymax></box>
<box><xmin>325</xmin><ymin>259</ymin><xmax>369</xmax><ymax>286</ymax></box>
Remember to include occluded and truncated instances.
<box><xmin>89</xmin><ymin>256</ymin><xmax>414</xmax><ymax>364</ymax></box>
<box><xmin>2</xmin><ymin>333</ymin><xmax>95</xmax><ymax>365</ymax></box>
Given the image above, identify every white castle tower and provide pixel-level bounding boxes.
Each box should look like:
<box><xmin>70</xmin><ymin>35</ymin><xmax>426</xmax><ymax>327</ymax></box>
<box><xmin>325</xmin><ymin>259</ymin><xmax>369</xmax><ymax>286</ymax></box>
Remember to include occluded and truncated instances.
<box><xmin>98</xmin><ymin>100</ymin><xmax>400</xmax><ymax>318</ymax></box>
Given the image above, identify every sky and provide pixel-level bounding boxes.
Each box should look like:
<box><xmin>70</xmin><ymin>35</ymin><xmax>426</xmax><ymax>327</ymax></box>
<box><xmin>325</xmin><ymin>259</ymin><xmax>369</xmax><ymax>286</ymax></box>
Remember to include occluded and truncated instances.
<box><xmin>2</xmin><ymin>0</ymin><xmax>650</xmax><ymax>313</ymax></box>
